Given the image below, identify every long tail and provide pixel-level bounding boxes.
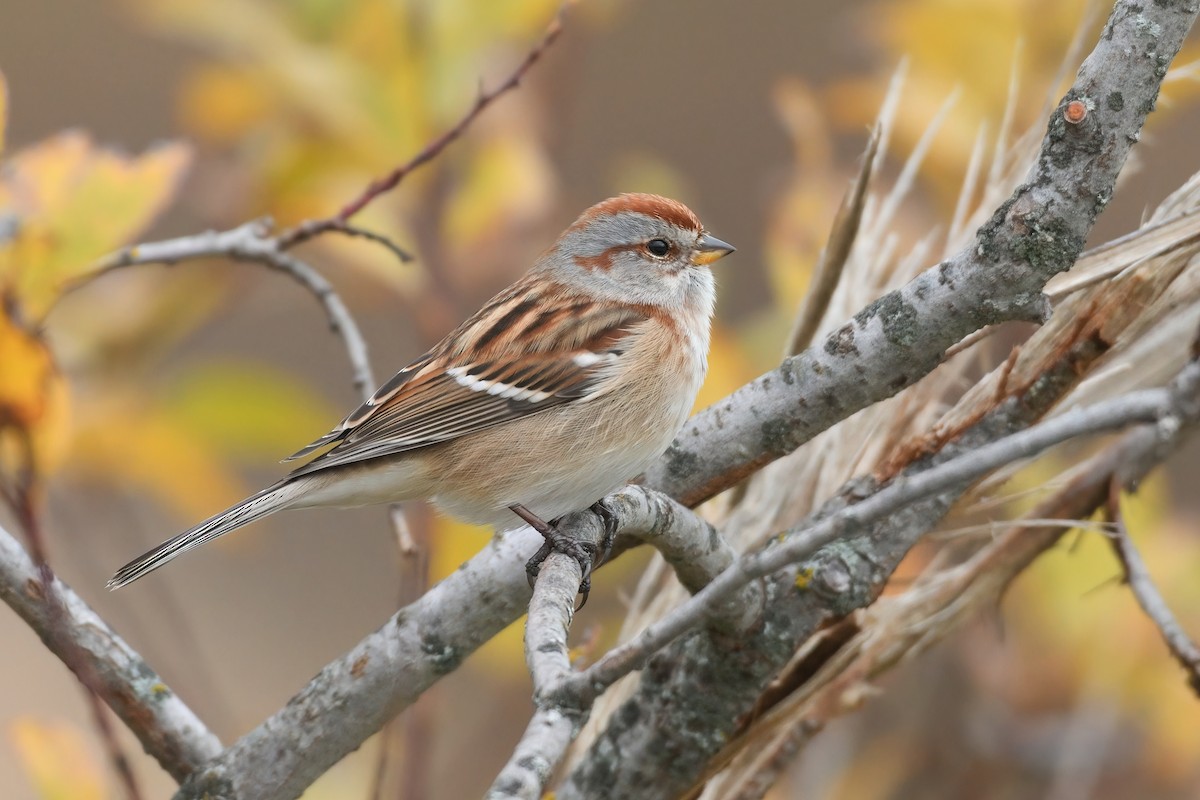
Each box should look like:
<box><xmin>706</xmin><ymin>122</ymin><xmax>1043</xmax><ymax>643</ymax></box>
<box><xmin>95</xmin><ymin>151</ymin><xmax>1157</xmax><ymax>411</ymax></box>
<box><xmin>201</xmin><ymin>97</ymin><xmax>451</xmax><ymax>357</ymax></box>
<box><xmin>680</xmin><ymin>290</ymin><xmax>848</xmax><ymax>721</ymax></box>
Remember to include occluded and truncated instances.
<box><xmin>108</xmin><ymin>479</ymin><xmax>309</xmax><ymax>589</ymax></box>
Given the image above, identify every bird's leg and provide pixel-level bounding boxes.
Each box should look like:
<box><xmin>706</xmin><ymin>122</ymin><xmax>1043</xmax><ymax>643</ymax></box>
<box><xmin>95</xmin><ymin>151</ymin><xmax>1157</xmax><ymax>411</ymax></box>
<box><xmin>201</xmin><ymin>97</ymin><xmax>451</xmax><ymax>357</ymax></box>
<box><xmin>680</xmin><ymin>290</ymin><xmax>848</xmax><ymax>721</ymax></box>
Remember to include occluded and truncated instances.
<box><xmin>510</xmin><ymin>503</ymin><xmax>596</xmax><ymax>608</ymax></box>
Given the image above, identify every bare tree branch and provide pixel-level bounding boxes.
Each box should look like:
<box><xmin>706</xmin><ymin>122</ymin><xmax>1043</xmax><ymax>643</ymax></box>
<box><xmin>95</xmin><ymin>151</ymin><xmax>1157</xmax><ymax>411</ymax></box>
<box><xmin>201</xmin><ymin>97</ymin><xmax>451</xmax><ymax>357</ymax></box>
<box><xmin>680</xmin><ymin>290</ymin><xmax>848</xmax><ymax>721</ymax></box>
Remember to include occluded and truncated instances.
<box><xmin>642</xmin><ymin>0</ymin><xmax>1200</xmax><ymax>509</ymax></box>
<box><xmin>1106</xmin><ymin>486</ymin><xmax>1200</xmax><ymax>696</ymax></box>
<box><xmin>707</xmin><ymin>386</ymin><xmax>1200</xmax><ymax>796</ymax></box>
<box><xmin>173</xmin><ymin>488</ymin><xmax>734</xmax><ymax>799</ymax></box>
<box><xmin>86</xmin><ymin>219</ymin><xmax>377</xmax><ymax>401</ymax></box>
<box><xmin>487</xmin><ymin>485</ymin><xmax>767</xmax><ymax>799</ymax></box>
<box><xmin>0</xmin><ymin>521</ymin><xmax>222</xmax><ymax>781</ymax></box>
<box><xmin>561</xmin><ymin>359</ymin><xmax>1197</xmax><ymax>704</ymax></box>
<box><xmin>487</xmin><ymin>551</ymin><xmax>584</xmax><ymax>799</ymax></box>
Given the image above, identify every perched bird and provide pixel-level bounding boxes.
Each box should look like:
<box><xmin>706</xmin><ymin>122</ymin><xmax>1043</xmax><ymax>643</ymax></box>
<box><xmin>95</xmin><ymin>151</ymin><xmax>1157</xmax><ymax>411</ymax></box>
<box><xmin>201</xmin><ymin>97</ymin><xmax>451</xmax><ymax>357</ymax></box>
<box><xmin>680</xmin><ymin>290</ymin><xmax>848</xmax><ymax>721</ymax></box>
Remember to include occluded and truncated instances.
<box><xmin>108</xmin><ymin>193</ymin><xmax>734</xmax><ymax>595</ymax></box>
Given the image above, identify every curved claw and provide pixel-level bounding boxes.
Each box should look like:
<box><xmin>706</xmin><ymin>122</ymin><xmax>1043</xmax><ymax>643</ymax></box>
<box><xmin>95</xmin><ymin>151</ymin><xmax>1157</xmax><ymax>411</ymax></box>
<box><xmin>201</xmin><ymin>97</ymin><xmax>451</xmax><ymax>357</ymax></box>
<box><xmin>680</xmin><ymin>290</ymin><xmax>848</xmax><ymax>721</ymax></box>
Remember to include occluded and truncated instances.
<box><xmin>515</xmin><ymin>502</ymin><xmax>601</xmax><ymax>609</ymax></box>
<box><xmin>589</xmin><ymin>499</ymin><xmax>619</xmax><ymax>568</ymax></box>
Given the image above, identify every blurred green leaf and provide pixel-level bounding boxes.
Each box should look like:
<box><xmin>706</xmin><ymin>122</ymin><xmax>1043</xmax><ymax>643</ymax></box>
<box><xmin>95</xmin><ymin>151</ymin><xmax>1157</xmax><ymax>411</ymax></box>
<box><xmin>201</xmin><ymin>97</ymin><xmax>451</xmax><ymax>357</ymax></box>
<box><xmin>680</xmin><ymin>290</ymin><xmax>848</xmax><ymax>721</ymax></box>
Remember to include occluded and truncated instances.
<box><xmin>161</xmin><ymin>360</ymin><xmax>340</xmax><ymax>461</ymax></box>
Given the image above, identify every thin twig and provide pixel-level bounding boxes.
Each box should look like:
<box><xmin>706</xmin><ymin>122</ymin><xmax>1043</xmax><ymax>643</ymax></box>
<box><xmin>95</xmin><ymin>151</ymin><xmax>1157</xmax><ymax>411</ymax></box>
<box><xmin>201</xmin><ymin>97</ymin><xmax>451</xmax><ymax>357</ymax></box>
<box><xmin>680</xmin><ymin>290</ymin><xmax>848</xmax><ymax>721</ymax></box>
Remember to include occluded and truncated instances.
<box><xmin>1106</xmin><ymin>482</ymin><xmax>1200</xmax><ymax>696</ymax></box>
<box><xmin>560</xmin><ymin>361</ymin><xmax>1199</xmax><ymax>703</ymax></box>
<box><xmin>325</xmin><ymin>221</ymin><xmax>414</xmax><ymax>263</ymax></box>
<box><xmin>84</xmin><ymin>220</ymin><xmax>377</xmax><ymax>401</ymax></box>
<box><xmin>711</xmin><ymin>402</ymin><xmax>1200</xmax><ymax>795</ymax></box>
<box><xmin>275</xmin><ymin>4</ymin><xmax>569</xmax><ymax>250</ymax></box>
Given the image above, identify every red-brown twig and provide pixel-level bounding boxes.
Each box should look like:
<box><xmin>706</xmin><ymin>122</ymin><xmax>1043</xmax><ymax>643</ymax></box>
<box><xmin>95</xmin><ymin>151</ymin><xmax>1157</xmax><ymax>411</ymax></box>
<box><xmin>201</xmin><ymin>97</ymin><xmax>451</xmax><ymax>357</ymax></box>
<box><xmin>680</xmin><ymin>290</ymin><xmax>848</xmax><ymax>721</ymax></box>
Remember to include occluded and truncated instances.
<box><xmin>1106</xmin><ymin>481</ymin><xmax>1200</xmax><ymax>696</ymax></box>
<box><xmin>325</xmin><ymin>222</ymin><xmax>414</xmax><ymax>263</ymax></box>
<box><xmin>276</xmin><ymin>5</ymin><xmax>568</xmax><ymax>251</ymax></box>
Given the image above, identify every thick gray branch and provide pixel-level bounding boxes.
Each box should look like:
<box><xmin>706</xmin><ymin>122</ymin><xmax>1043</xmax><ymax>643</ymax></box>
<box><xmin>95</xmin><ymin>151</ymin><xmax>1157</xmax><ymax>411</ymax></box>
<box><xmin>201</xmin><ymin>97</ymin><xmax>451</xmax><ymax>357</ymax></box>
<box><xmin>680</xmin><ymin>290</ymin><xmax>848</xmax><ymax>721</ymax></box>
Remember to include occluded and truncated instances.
<box><xmin>174</xmin><ymin>488</ymin><xmax>734</xmax><ymax>800</ymax></box>
<box><xmin>643</xmin><ymin>0</ymin><xmax>1198</xmax><ymax>509</ymax></box>
<box><xmin>130</xmin><ymin>1</ymin><xmax>1194</xmax><ymax>795</ymax></box>
<box><xmin>487</xmin><ymin>551</ymin><xmax>582</xmax><ymax>799</ymax></box>
<box><xmin>559</xmin><ymin>347</ymin><xmax>1200</xmax><ymax>798</ymax></box>
<box><xmin>0</xmin><ymin>523</ymin><xmax>222</xmax><ymax>780</ymax></box>
<box><xmin>487</xmin><ymin>490</ymin><xmax>763</xmax><ymax>798</ymax></box>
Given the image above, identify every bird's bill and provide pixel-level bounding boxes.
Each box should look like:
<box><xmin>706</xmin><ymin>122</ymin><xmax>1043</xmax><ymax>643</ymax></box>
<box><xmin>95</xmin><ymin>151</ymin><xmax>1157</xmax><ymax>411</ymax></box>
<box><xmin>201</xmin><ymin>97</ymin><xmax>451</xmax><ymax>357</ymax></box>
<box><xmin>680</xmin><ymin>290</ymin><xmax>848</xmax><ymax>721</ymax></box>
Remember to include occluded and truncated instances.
<box><xmin>691</xmin><ymin>233</ymin><xmax>736</xmax><ymax>266</ymax></box>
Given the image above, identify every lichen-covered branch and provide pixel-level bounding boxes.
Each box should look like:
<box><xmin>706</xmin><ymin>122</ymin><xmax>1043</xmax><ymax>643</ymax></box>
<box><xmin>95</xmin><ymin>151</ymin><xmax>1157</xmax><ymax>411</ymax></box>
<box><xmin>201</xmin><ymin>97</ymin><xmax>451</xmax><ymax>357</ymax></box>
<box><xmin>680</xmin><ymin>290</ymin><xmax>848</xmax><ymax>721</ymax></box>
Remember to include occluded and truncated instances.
<box><xmin>487</xmin><ymin>550</ymin><xmax>583</xmax><ymax>799</ymax></box>
<box><xmin>173</xmin><ymin>488</ymin><xmax>735</xmax><ymax>800</ymax></box>
<box><xmin>0</xmin><ymin>522</ymin><xmax>222</xmax><ymax>781</ymax></box>
<box><xmin>560</xmin><ymin>357</ymin><xmax>1197</xmax><ymax>710</ymax></box>
<box><xmin>642</xmin><ymin>0</ymin><xmax>1199</xmax><ymax>509</ymax></box>
<box><xmin>706</xmin><ymin>384</ymin><xmax>1200</xmax><ymax>796</ymax></box>
<box><xmin>558</xmin><ymin>344</ymin><xmax>1199</xmax><ymax>798</ymax></box>
<box><xmin>487</xmin><ymin>487</ymin><xmax>765</xmax><ymax>798</ymax></box>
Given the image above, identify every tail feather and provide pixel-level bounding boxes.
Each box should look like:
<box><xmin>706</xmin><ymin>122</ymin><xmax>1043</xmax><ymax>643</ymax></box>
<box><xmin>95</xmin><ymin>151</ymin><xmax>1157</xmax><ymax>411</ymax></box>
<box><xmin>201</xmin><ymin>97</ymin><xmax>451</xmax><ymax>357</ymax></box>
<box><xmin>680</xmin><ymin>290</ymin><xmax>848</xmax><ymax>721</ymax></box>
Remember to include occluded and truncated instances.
<box><xmin>108</xmin><ymin>480</ymin><xmax>306</xmax><ymax>589</ymax></box>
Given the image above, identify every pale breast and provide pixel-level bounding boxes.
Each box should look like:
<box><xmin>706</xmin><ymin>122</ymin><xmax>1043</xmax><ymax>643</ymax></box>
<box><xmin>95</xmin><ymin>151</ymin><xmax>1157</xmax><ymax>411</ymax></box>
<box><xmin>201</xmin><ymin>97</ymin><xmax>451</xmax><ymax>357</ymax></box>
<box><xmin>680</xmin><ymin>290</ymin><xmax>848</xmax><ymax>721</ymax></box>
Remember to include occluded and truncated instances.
<box><xmin>428</xmin><ymin>318</ymin><xmax>706</xmax><ymax>528</ymax></box>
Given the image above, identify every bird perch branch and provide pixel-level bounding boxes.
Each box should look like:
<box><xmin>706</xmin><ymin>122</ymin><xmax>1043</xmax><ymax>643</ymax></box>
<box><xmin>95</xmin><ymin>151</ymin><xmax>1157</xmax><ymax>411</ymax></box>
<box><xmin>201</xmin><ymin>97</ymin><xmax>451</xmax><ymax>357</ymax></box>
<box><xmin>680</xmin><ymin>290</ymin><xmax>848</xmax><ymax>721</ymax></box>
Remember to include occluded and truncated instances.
<box><xmin>0</xmin><ymin>521</ymin><xmax>222</xmax><ymax>782</ymax></box>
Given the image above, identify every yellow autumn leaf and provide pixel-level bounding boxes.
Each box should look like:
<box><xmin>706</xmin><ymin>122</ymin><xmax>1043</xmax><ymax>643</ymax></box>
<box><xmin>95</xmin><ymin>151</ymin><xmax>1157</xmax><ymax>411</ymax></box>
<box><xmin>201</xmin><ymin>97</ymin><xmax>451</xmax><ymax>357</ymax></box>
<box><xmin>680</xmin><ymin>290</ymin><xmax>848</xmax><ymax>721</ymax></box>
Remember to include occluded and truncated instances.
<box><xmin>443</xmin><ymin>133</ymin><xmax>555</xmax><ymax>253</ymax></box>
<box><xmin>9</xmin><ymin>717</ymin><xmax>107</xmax><ymax>800</ymax></box>
<box><xmin>49</xmin><ymin>269</ymin><xmax>226</xmax><ymax>367</ymax></box>
<box><xmin>0</xmin><ymin>302</ymin><xmax>70</xmax><ymax>474</ymax></box>
<box><xmin>69</xmin><ymin>391</ymin><xmax>245</xmax><ymax>523</ymax></box>
<box><xmin>178</xmin><ymin>64</ymin><xmax>273</xmax><ymax>144</ymax></box>
<box><xmin>0</xmin><ymin>131</ymin><xmax>191</xmax><ymax>317</ymax></box>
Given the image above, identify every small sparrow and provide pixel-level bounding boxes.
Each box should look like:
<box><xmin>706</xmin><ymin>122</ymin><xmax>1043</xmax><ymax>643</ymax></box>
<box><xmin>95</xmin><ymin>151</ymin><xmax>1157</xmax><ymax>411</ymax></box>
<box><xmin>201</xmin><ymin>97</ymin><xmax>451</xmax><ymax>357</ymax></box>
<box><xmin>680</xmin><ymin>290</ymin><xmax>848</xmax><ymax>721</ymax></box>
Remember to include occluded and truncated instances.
<box><xmin>109</xmin><ymin>193</ymin><xmax>734</xmax><ymax>595</ymax></box>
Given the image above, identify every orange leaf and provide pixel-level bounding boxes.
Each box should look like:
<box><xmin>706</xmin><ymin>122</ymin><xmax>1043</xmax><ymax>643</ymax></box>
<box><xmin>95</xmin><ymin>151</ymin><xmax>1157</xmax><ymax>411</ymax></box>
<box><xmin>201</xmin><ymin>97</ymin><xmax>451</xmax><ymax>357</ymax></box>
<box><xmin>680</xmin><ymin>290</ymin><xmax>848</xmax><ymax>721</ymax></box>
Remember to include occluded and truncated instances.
<box><xmin>9</xmin><ymin>717</ymin><xmax>107</xmax><ymax>800</ymax></box>
<box><xmin>0</xmin><ymin>131</ymin><xmax>191</xmax><ymax>317</ymax></box>
<box><xmin>0</xmin><ymin>301</ymin><xmax>70</xmax><ymax>473</ymax></box>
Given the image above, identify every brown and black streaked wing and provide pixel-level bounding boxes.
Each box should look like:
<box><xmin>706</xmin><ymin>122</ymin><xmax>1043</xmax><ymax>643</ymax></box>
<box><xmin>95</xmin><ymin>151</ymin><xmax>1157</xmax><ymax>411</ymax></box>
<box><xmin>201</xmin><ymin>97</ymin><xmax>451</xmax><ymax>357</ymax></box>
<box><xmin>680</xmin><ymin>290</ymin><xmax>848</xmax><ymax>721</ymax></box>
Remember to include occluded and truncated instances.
<box><xmin>283</xmin><ymin>304</ymin><xmax>647</xmax><ymax>477</ymax></box>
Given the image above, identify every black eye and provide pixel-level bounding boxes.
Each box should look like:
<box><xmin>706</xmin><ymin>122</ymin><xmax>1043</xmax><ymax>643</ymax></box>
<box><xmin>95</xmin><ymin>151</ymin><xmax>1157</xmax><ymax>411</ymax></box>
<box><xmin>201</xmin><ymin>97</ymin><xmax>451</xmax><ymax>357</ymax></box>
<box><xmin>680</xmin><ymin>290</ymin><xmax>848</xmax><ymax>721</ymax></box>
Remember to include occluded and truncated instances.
<box><xmin>646</xmin><ymin>238</ymin><xmax>671</xmax><ymax>257</ymax></box>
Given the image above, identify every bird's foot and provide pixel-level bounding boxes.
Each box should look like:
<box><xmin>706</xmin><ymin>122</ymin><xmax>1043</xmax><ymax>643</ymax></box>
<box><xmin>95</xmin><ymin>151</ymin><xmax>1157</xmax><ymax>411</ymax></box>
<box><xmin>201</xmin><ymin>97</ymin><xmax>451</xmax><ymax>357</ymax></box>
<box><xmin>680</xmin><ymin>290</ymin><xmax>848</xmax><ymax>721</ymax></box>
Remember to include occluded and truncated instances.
<box><xmin>511</xmin><ymin>503</ymin><xmax>600</xmax><ymax>609</ymax></box>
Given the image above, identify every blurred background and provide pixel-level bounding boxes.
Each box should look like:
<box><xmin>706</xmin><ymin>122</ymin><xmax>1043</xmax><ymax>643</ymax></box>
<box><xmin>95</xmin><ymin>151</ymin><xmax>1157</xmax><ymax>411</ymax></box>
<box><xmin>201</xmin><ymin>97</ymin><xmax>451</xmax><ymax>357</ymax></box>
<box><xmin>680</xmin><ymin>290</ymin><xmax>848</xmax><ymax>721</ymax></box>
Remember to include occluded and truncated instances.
<box><xmin>1</xmin><ymin>0</ymin><xmax>1199</xmax><ymax>798</ymax></box>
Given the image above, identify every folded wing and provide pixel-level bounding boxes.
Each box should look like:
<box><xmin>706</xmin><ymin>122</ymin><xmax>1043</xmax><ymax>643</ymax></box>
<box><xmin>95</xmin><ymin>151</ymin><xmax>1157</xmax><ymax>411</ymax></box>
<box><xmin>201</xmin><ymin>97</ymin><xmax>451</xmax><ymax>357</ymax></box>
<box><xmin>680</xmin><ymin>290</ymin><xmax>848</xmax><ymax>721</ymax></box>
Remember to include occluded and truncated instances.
<box><xmin>285</xmin><ymin>293</ymin><xmax>648</xmax><ymax>477</ymax></box>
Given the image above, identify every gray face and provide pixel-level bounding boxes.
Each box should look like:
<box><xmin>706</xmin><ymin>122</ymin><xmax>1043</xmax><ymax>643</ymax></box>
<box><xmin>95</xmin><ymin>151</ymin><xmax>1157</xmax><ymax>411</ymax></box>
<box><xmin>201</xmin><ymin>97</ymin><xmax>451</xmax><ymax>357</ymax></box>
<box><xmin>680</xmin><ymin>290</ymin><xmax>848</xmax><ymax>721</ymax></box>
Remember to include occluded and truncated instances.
<box><xmin>541</xmin><ymin>212</ymin><xmax>710</xmax><ymax>309</ymax></box>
